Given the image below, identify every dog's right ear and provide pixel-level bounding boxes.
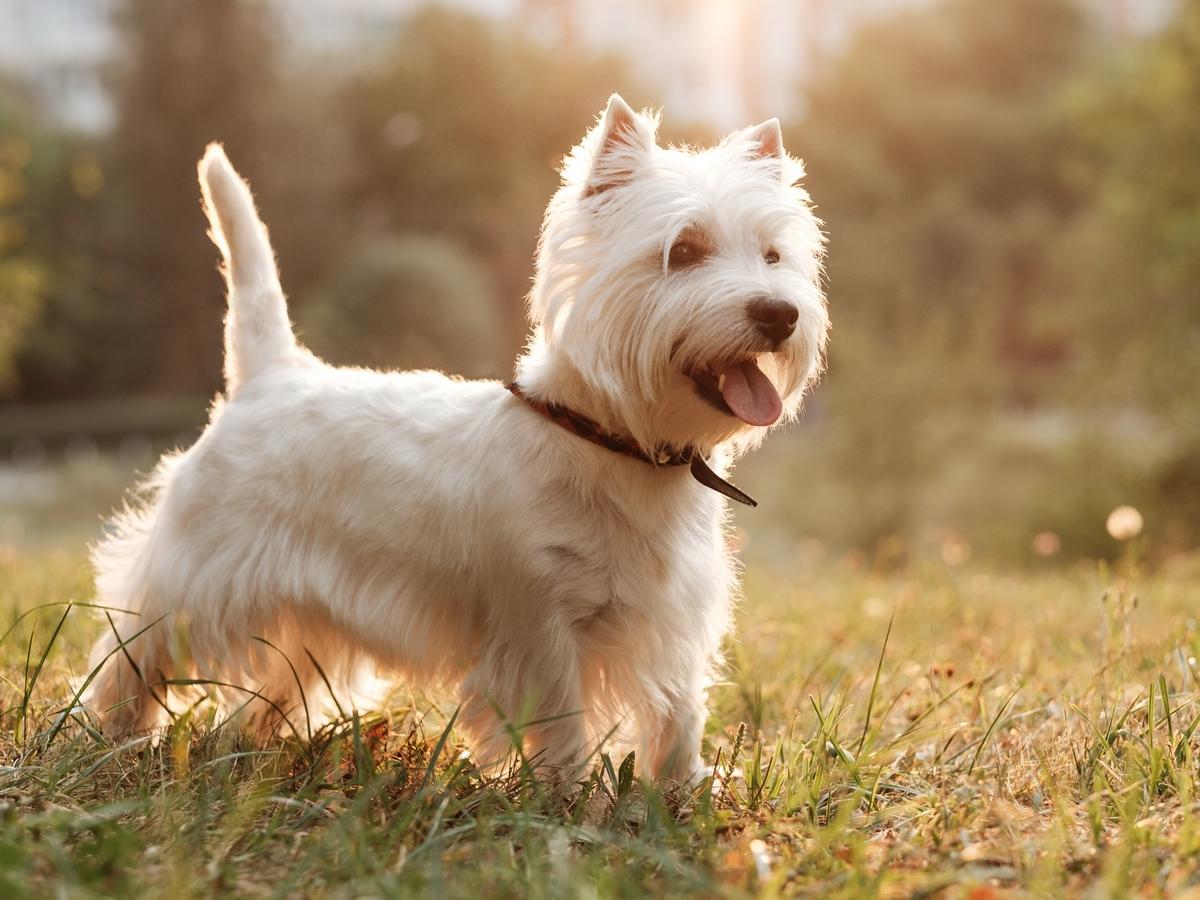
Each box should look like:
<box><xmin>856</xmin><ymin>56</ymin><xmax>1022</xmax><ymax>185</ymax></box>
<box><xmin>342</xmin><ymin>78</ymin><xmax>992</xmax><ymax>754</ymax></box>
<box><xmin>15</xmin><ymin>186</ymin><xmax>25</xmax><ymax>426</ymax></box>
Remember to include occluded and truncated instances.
<box><xmin>583</xmin><ymin>94</ymin><xmax>657</xmax><ymax>197</ymax></box>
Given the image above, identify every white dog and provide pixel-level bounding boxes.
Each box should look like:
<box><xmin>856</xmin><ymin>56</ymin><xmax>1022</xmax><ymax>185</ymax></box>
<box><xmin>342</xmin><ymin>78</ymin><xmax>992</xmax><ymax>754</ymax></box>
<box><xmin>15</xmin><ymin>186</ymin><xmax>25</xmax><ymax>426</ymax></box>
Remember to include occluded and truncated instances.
<box><xmin>85</xmin><ymin>95</ymin><xmax>828</xmax><ymax>782</ymax></box>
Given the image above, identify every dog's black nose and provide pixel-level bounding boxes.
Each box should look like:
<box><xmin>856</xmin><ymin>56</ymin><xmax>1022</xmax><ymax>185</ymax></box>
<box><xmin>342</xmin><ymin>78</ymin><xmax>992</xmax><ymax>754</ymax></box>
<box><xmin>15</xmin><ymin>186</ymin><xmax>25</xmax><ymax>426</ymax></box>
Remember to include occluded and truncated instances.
<box><xmin>747</xmin><ymin>297</ymin><xmax>799</xmax><ymax>344</ymax></box>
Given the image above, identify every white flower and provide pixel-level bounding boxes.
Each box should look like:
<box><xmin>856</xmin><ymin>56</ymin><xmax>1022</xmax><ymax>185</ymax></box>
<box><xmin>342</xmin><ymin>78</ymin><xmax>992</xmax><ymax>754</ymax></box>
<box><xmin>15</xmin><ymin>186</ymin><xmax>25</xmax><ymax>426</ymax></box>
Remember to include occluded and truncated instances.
<box><xmin>1106</xmin><ymin>505</ymin><xmax>1143</xmax><ymax>541</ymax></box>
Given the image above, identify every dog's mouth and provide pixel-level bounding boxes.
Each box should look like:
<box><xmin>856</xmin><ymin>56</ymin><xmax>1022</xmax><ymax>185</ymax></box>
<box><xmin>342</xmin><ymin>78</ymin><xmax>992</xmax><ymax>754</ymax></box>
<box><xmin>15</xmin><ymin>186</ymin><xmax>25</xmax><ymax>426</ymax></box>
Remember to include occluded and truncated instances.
<box><xmin>689</xmin><ymin>357</ymin><xmax>783</xmax><ymax>427</ymax></box>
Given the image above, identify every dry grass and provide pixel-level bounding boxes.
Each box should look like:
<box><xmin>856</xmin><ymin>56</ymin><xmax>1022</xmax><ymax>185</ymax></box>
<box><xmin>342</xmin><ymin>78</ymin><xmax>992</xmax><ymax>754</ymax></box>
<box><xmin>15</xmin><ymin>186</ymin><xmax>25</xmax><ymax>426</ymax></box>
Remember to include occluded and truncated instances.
<box><xmin>3</xmin><ymin>541</ymin><xmax>1200</xmax><ymax>897</ymax></box>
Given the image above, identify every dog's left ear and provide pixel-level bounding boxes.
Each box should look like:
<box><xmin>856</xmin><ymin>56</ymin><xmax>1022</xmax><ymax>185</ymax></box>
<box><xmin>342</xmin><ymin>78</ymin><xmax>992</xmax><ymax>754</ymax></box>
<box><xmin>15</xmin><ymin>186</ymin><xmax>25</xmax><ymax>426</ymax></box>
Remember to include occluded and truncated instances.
<box><xmin>745</xmin><ymin>118</ymin><xmax>785</xmax><ymax>164</ymax></box>
<box><xmin>583</xmin><ymin>94</ymin><xmax>658</xmax><ymax>197</ymax></box>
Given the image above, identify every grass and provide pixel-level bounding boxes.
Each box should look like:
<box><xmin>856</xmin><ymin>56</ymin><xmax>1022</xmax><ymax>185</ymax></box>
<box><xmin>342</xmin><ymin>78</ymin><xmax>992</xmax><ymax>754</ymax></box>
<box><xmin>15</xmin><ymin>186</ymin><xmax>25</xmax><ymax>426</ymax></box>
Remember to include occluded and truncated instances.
<box><xmin>4</xmin><ymin>540</ymin><xmax>1200</xmax><ymax>897</ymax></box>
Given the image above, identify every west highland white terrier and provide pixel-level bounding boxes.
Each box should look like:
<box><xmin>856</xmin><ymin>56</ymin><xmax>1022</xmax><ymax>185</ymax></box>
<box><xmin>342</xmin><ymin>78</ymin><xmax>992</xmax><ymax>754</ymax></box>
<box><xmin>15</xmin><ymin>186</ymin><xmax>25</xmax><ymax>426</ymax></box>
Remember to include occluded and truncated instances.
<box><xmin>85</xmin><ymin>95</ymin><xmax>829</xmax><ymax>782</ymax></box>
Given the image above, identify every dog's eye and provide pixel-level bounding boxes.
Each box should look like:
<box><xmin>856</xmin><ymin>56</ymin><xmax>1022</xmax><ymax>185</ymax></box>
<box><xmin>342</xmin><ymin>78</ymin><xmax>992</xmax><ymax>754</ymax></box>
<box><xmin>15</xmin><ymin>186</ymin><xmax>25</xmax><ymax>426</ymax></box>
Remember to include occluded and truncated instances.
<box><xmin>668</xmin><ymin>239</ymin><xmax>705</xmax><ymax>270</ymax></box>
<box><xmin>764</xmin><ymin>248</ymin><xmax>781</xmax><ymax>266</ymax></box>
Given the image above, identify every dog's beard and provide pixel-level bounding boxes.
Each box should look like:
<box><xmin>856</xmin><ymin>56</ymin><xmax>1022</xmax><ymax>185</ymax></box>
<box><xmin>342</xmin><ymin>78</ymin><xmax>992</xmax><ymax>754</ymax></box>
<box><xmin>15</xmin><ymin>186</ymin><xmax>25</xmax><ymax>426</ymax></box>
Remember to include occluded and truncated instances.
<box><xmin>538</xmin><ymin>270</ymin><xmax>822</xmax><ymax>454</ymax></box>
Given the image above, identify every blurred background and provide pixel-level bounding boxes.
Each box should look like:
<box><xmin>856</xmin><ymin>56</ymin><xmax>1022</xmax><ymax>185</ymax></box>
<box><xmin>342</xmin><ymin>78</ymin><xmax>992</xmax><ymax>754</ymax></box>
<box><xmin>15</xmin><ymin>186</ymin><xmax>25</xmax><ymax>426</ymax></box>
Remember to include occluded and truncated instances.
<box><xmin>0</xmin><ymin>0</ymin><xmax>1197</xmax><ymax>569</ymax></box>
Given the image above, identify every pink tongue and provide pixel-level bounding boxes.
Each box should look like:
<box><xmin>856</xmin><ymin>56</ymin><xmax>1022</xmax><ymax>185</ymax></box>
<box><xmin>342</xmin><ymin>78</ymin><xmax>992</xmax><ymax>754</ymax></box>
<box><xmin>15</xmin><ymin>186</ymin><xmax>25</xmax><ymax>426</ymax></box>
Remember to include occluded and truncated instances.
<box><xmin>717</xmin><ymin>359</ymin><xmax>782</xmax><ymax>426</ymax></box>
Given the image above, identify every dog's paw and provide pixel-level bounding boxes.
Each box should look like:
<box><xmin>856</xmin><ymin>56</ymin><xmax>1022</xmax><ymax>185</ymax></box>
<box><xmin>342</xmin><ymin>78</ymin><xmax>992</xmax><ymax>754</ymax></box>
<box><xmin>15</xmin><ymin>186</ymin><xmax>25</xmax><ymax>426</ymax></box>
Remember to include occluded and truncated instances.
<box><xmin>681</xmin><ymin>761</ymin><xmax>747</xmax><ymax>798</ymax></box>
<box><xmin>658</xmin><ymin>756</ymin><xmax>717</xmax><ymax>793</ymax></box>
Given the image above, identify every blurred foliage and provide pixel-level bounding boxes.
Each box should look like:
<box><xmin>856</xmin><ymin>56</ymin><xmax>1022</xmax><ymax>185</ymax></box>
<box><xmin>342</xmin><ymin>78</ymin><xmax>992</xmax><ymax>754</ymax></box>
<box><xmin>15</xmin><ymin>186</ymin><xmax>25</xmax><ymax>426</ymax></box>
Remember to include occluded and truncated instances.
<box><xmin>8</xmin><ymin>0</ymin><xmax>287</xmax><ymax>400</ymax></box>
<box><xmin>1071</xmin><ymin>0</ymin><xmax>1200</xmax><ymax>421</ymax></box>
<box><xmin>298</xmin><ymin>235</ymin><xmax>503</xmax><ymax>377</ymax></box>
<box><xmin>337</xmin><ymin>8</ymin><xmax>629</xmax><ymax>336</ymax></box>
<box><xmin>103</xmin><ymin>0</ymin><xmax>287</xmax><ymax>394</ymax></box>
<box><xmin>6</xmin><ymin>2</ymin><xmax>627</xmax><ymax>400</ymax></box>
<box><xmin>0</xmin><ymin>262</ymin><xmax>42</xmax><ymax>396</ymax></box>
<box><xmin>1</xmin><ymin>0</ymin><xmax>1198</xmax><ymax>563</ymax></box>
<box><xmin>750</xmin><ymin>0</ymin><xmax>1200</xmax><ymax>562</ymax></box>
<box><xmin>794</xmin><ymin>0</ymin><xmax>1095</xmax><ymax>549</ymax></box>
<box><xmin>1064</xmin><ymin>0</ymin><xmax>1200</xmax><ymax>551</ymax></box>
<box><xmin>0</xmin><ymin>92</ymin><xmax>45</xmax><ymax>395</ymax></box>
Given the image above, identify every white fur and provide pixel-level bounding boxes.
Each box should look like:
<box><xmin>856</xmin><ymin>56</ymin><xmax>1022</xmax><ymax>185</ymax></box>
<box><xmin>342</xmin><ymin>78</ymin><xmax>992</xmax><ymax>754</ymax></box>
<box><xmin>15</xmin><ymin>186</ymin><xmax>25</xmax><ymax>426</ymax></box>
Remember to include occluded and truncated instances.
<box><xmin>84</xmin><ymin>97</ymin><xmax>828</xmax><ymax>781</ymax></box>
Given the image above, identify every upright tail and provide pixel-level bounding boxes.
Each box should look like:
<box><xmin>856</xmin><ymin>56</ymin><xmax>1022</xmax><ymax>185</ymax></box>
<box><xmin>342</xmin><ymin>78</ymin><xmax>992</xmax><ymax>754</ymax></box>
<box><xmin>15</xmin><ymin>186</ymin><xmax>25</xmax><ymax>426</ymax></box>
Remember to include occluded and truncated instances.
<box><xmin>198</xmin><ymin>144</ymin><xmax>298</xmax><ymax>395</ymax></box>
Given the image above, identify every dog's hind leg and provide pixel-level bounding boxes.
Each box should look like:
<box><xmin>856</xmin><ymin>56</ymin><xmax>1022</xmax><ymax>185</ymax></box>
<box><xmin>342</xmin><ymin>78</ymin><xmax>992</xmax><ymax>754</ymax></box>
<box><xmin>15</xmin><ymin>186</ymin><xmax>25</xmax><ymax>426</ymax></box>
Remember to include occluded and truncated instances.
<box><xmin>205</xmin><ymin>610</ymin><xmax>380</xmax><ymax>742</ymax></box>
<box><xmin>86</xmin><ymin>611</ymin><xmax>177</xmax><ymax>738</ymax></box>
<box><xmin>84</xmin><ymin>500</ymin><xmax>186</xmax><ymax>738</ymax></box>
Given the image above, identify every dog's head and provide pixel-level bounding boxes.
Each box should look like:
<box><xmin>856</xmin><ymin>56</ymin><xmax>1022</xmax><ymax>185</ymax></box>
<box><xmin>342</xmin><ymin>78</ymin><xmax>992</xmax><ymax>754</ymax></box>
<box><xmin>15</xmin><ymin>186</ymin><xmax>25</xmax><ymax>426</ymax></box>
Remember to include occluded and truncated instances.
<box><xmin>523</xmin><ymin>94</ymin><xmax>828</xmax><ymax>456</ymax></box>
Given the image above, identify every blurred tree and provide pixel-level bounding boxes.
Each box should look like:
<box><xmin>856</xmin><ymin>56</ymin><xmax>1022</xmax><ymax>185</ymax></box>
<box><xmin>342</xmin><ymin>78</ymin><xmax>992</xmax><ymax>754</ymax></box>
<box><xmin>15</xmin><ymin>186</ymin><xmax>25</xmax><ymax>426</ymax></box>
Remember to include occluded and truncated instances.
<box><xmin>8</xmin><ymin>4</ymin><xmax>635</xmax><ymax>400</ymax></box>
<box><xmin>1072</xmin><ymin>0</ymin><xmax>1200</xmax><ymax>419</ymax></box>
<box><xmin>11</xmin><ymin>121</ymin><xmax>137</xmax><ymax>403</ymax></box>
<box><xmin>0</xmin><ymin>259</ymin><xmax>43</xmax><ymax>395</ymax></box>
<box><xmin>1069</xmin><ymin>0</ymin><xmax>1200</xmax><ymax>546</ymax></box>
<box><xmin>102</xmin><ymin>0</ymin><xmax>286</xmax><ymax>395</ymax></box>
<box><xmin>790</xmin><ymin>0</ymin><xmax>1096</xmax><ymax>548</ymax></box>
<box><xmin>336</xmin><ymin>8</ymin><xmax>631</xmax><ymax>354</ymax></box>
<box><xmin>0</xmin><ymin>86</ymin><xmax>46</xmax><ymax>397</ymax></box>
<box><xmin>297</xmin><ymin>235</ymin><xmax>503</xmax><ymax>378</ymax></box>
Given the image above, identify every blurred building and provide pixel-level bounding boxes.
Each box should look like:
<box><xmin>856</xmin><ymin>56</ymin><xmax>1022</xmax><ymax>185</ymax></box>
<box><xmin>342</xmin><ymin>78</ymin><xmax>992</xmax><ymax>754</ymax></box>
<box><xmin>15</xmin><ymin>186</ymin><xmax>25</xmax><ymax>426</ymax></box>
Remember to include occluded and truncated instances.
<box><xmin>512</xmin><ymin>0</ymin><xmax>1184</xmax><ymax>128</ymax></box>
<box><xmin>0</xmin><ymin>0</ymin><xmax>1182</xmax><ymax>135</ymax></box>
<box><xmin>1093</xmin><ymin>0</ymin><xmax>1179</xmax><ymax>33</ymax></box>
<box><xmin>281</xmin><ymin>0</ymin><xmax>518</xmax><ymax>53</ymax></box>
<box><xmin>520</xmin><ymin>0</ymin><xmax>936</xmax><ymax>128</ymax></box>
<box><xmin>0</xmin><ymin>0</ymin><xmax>118</xmax><ymax>133</ymax></box>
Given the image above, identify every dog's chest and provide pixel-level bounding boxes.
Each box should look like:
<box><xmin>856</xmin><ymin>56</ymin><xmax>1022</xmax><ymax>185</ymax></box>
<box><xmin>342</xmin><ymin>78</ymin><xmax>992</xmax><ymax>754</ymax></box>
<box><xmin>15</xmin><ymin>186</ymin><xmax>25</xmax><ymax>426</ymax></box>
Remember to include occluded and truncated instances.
<box><xmin>534</xmin><ymin>496</ymin><xmax>725</xmax><ymax>630</ymax></box>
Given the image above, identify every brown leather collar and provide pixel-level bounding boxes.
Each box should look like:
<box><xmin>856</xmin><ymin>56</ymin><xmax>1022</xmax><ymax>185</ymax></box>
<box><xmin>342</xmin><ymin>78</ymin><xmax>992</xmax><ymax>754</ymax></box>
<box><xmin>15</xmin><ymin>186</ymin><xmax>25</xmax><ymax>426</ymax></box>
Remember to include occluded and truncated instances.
<box><xmin>506</xmin><ymin>381</ymin><xmax>757</xmax><ymax>507</ymax></box>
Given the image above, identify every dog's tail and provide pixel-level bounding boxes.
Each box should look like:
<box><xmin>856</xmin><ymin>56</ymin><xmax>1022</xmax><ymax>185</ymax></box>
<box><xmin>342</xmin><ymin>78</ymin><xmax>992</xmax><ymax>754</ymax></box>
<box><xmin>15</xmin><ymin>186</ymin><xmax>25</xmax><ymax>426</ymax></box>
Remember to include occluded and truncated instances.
<box><xmin>198</xmin><ymin>144</ymin><xmax>299</xmax><ymax>395</ymax></box>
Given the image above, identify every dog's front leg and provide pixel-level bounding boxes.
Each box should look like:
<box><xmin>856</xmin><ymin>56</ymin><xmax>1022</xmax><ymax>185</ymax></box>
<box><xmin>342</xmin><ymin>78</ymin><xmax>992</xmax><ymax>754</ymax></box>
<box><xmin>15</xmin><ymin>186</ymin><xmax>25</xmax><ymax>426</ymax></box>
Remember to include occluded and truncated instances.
<box><xmin>458</xmin><ymin>632</ymin><xmax>588</xmax><ymax>775</ymax></box>
<box><xmin>639</xmin><ymin>678</ymin><xmax>709</xmax><ymax>785</ymax></box>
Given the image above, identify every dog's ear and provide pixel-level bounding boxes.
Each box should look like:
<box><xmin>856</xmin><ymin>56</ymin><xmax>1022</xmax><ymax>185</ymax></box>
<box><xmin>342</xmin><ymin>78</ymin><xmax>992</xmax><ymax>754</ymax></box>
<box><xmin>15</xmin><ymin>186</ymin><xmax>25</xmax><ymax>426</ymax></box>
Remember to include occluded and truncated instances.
<box><xmin>745</xmin><ymin>118</ymin><xmax>785</xmax><ymax>164</ymax></box>
<box><xmin>583</xmin><ymin>94</ymin><xmax>657</xmax><ymax>197</ymax></box>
